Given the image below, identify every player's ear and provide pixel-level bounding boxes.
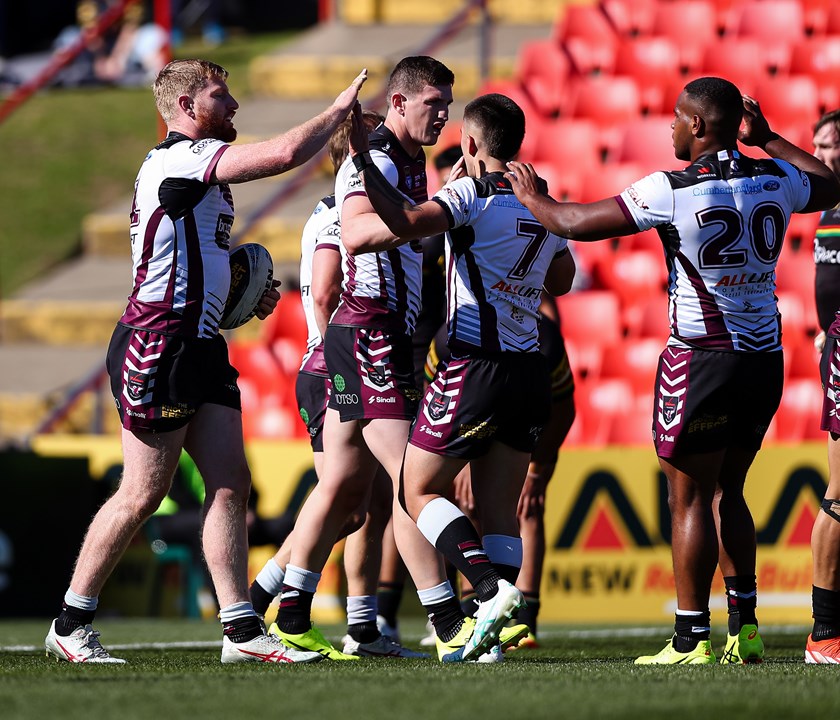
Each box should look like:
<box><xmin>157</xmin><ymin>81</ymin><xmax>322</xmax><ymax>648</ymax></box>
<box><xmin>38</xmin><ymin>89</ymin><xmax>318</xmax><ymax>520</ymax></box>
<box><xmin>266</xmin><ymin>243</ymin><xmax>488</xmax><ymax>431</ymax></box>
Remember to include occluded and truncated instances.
<box><xmin>466</xmin><ymin>133</ymin><xmax>478</xmax><ymax>157</ymax></box>
<box><xmin>178</xmin><ymin>94</ymin><xmax>195</xmax><ymax>118</ymax></box>
<box><xmin>391</xmin><ymin>92</ymin><xmax>407</xmax><ymax>116</ymax></box>
<box><xmin>692</xmin><ymin>114</ymin><xmax>705</xmax><ymax>139</ymax></box>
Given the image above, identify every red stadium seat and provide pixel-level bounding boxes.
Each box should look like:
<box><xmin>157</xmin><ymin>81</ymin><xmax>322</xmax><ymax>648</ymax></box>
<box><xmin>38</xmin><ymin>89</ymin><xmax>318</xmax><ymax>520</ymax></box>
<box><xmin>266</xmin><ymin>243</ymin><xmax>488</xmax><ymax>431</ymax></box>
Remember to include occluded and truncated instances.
<box><xmin>516</xmin><ymin>39</ymin><xmax>570</xmax><ymax>117</ymax></box>
<box><xmin>800</xmin><ymin>0</ymin><xmax>834</xmax><ymax>34</ymax></box>
<box><xmin>531</xmin><ymin>118</ymin><xmax>602</xmax><ymax>170</ymax></box>
<box><xmin>615</xmin><ymin>116</ymin><xmax>680</xmax><ymax>170</ymax></box>
<box><xmin>614</xmin><ymin>37</ymin><xmax>682</xmax><ymax>114</ymax></box>
<box><xmin>607</xmin><ymin>401</ymin><xmax>655</xmax><ymax>446</ymax></box>
<box><xmin>568</xmin><ymin>238</ymin><xmax>618</xmax><ymax>280</ymax></box>
<box><xmin>772</xmin><ymin>378</ymin><xmax>824</xmax><ymax>443</ymax></box>
<box><xmin>734</xmin><ymin>0</ymin><xmax>806</xmax><ymax>42</ymax></box>
<box><xmin>556</xmin><ymin>290</ymin><xmax>623</xmax><ymax>347</ymax></box>
<box><xmin>601</xmin><ymin>337</ymin><xmax>663</xmax><ymax>395</ymax></box>
<box><xmin>625</xmin><ymin>228</ymin><xmax>663</xmax><ymax>254</ymax></box>
<box><xmin>592</xmin><ymin>249</ymin><xmax>667</xmax><ymax>309</ymax></box>
<box><xmin>600</xmin><ymin>0</ymin><xmax>657</xmax><ymax>37</ymax></box>
<box><xmin>790</xmin><ymin>37</ymin><xmax>840</xmax><ymax>113</ymax></box>
<box><xmin>787</xmin><ymin>341</ymin><xmax>821</xmax><ymax>380</ymax></box>
<box><xmin>776</xmin><ymin>291</ymin><xmax>808</xmax><ymax>349</ymax></box>
<box><xmin>262</xmin><ymin>290</ymin><xmax>307</xmax><ymax>346</ymax></box>
<box><xmin>579</xmin><ymin>162</ymin><xmax>645</xmax><ymax>204</ymax></box>
<box><xmin>828</xmin><ymin>3</ymin><xmax>840</xmax><ymax>34</ymax></box>
<box><xmin>530</xmin><ymin>162</ymin><xmax>583</xmax><ymax>203</ymax></box>
<box><xmin>569</xmin><ymin>76</ymin><xmax>642</xmax><ymax>158</ymax></box>
<box><xmin>555</xmin><ymin>5</ymin><xmax>619</xmax><ymax>75</ymax></box>
<box><xmin>785</xmin><ymin>213</ymin><xmax>821</xmax><ymax>255</ymax></box>
<box><xmin>699</xmin><ymin>38</ymin><xmax>767</xmax><ymax>93</ymax></box>
<box><xmin>652</xmin><ymin>1</ymin><xmax>720</xmax><ymax>72</ymax></box>
<box><xmin>564</xmin><ymin>338</ymin><xmax>605</xmax><ymax>384</ymax></box>
<box><xmin>228</xmin><ymin>341</ymin><xmax>288</xmax><ymax>397</ymax></box>
<box><xmin>576</xmin><ymin>377</ymin><xmax>636</xmax><ymax>446</ymax></box>
<box><xmin>754</xmin><ymin>76</ymin><xmax>822</xmax><ymax>130</ymax></box>
<box><xmin>630</xmin><ymin>293</ymin><xmax>671</xmax><ymax>341</ymax></box>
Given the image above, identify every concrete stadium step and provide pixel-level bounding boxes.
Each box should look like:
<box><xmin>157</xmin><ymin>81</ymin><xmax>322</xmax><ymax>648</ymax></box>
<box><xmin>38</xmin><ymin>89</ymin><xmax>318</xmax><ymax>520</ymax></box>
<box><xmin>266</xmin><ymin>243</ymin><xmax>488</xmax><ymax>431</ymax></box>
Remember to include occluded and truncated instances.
<box><xmin>339</xmin><ymin>0</ymin><xmax>561</xmax><ymax>25</ymax></box>
<box><xmin>249</xmin><ymin>21</ymin><xmax>550</xmax><ymax>100</ymax></box>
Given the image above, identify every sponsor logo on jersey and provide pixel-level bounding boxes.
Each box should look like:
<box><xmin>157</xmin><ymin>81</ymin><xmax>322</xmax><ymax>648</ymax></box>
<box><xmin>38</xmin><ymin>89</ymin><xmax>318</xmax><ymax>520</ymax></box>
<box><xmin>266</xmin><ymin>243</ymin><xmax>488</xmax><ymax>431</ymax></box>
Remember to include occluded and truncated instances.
<box><xmin>763</xmin><ymin>180</ymin><xmax>780</xmax><ymax>191</ymax></box>
<box><xmin>814</xmin><ymin>244</ymin><xmax>840</xmax><ymax>264</ymax></box>
<box><xmin>428</xmin><ymin>391</ymin><xmax>451</xmax><ymax>421</ymax></box>
<box><xmin>215</xmin><ymin>213</ymin><xmax>233</xmax><ymax>250</ymax></box>
<box><xmin>687</xmin><ymin>414</ymin><xmax>728</xmax><ymax>433</ymax></box>
<box><xmin>334</xmin><ymin>393</ymin><xmax>359</xmax><ymax>405</ymax></box>
<box><xmin>693</xmin><ymin>183</ymin><xmax>762</xmax><ymax>196</ymax></box>
<box><xmin>363</xmin><ymin>362</ymin><xmax>388</xmax><ymax>387</ymax></box>
<box><xmin>626</xmin><ymin>186</ymin><xmax>649</xmax><ymax>210</ymax></box>
<box><xmin>348</xmin><ymin>173</ymin><xmax>363</xmax><ymax>189</ymax></box>
<box><xmin>442</xmin><ymin>186</ymin><xmax>469</xmax><ymax>216</ymax></box>
<box><xmin>714</xmin><ymin>271</ymin><xmax>774</xmax><ymax>287</ymax></box>
<box><xmin>127</xmin><ymin>371</ymin><xmax>150</xmax><ymax>400</ymax></box>
<box><xmin>125</xmin><ymin>408</ymin><xmax>147</xmax><ymax>418</ymax></box>
<box><xmin>299</xmin><ymin>407</ymin><xmax>310</xmax><ymax>424</ymax></box>
<box><xmin>192</xmin><ymin>138</ymin><xmax>215</xmax><ymax>154</ymax></box>
<box><xmin>368</xmin><ymin>396</ymin><xmax>396</xmax><ymax>404</ymax></box>
<box><xmin>490</xmin><ymin>280</ymin><xmax>542</xmax><ymax>300</ymax></box>
<box><xmin>404</xmin><ymin>167</ymin><xmax>413</xmax><ymax>190</ymax></box>
<box><xmin>333</xmin><ymin>374</ymin><xmax>346</xmax><ymax>392</ymax></box>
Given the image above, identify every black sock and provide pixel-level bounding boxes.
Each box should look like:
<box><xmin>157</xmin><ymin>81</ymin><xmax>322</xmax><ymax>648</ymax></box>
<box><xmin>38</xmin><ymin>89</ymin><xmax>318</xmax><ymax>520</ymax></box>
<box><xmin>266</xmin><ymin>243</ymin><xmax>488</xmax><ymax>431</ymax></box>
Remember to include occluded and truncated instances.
<box><xmin>494</xmin><ymin>563</ymin><xmax>520</xmax><ymax>585</ymax></box>
<box><xmin>55</xmin><ymin>604</ymin><xmax>95</xmax><ymax>637</ymax></box>
<box><xmin>433</xmin><ymin>515</ymin><xmax>500</xmax><ymax>595</ymax></box>
<box><xmin>673</xmin><ymin>610</ymin><xmax>711</xmax><ymax>652</ymax></box>
<box><xmin>376</xmin><ymin>582</ymin><xmax>404</xmax><ymax>629</ymax></box>
<box><xmin>517</xmin><ymin>593</ymin><xmax>541</xmax><ymax>635</ymax></box>
<box><xmin>222</xmin><ymin>614</ymin><xmax>263</xmax><ymax>643</ymax></box>
<box><xmin>475</xmin><ymin>573</ymin><xmax>503</xmax><ymax>603</ymax></box>
<box><xmin>460</xmin><ymin>592</ymin><xmax>479</xmax><ymax>618</ymax></box>
<box><xmin>425</xmin><ymin>595</ymin><xmax>465</xmax><ymax>643</ymax></box>
<box><xmin>276</xmin><ymin>584</ymin><xmax>314</xmax><ymax>635</ymax></box>
<box><xmin>249</xmin><ymin>579</ymin><xmax>275</xmax><ymax>617</ymax></box>
<box><xmin>812</xmin><ymin>586</ymin><xmax>840</xmax><ymax>641</ymax></box>
<box><xmin>348</xmin><ymin>621</ymin><xmax>380</xmax><ymax>644</ymax></box>
<box><xmin>724</xmin><ymin>575</ymin><xmax>758</xmax><ymax>634</ymax></box>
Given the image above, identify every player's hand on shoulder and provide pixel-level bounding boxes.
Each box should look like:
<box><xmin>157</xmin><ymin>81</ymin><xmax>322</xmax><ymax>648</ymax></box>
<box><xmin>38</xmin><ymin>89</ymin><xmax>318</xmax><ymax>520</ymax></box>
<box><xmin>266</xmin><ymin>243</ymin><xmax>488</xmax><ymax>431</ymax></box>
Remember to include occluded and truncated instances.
<box><xmin>255</xmin><ymin>279</ymin><xmax>281</xmax><ymax>320</ymax></box>
<box><xmin>506</xmin><ymin>161</ymin><xmax>541</xmax><ymax>201</ymax></box>
<box><xmin>739</xmin><ymin>95</ymin><xmax>774</xmax><ymax>147</ymax></box>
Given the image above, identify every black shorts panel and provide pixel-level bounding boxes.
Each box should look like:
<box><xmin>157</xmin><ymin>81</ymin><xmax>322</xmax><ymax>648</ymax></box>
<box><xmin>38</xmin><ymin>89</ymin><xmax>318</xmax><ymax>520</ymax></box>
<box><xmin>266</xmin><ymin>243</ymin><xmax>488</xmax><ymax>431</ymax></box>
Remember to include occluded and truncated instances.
<box><xmin>295</xmin><ymin>371</ymin><xmax>329</xmax><ymax>451</ymax></box>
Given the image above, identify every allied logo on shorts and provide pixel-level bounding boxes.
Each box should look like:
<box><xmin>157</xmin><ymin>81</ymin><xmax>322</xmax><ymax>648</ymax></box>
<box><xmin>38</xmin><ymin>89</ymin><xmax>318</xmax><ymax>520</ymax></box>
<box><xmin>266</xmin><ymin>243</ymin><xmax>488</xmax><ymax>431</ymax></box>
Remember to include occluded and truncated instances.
<box><xmin>662</xmin><ymin>396</ymin><xmax>679</xmax><ymax>424</ymax></box>
<box><xmin>363</xmin><ymin>362</ymin><xmax>387</xmax><ymax>387</ymax></box>
<box><xmin>299</xmin><ymin>407</ymin><xmax>310</xmax><ymax>424</ymax></box>
<box><xmin>127</xmin><ymin>371</ymin><xmax>150</xmax><ymax>400</ymax></box>
<box><xmin>333</xmin><ymin>374</ymin><xmax>346</xmax><ymax>392</ymax></box>
<box><xmin>428</xmin><ymin>391</ymin><xmax>451</xmax><ymax>421</ymax></box>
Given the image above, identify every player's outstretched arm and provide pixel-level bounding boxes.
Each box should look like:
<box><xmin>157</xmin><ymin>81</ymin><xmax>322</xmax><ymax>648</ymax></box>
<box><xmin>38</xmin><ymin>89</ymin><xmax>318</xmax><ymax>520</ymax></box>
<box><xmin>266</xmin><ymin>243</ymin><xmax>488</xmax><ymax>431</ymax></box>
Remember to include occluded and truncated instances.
<box><xmin>740</xmin><ymin>95</ymin><xmax>840</xmax><ymax>213</ymax></box>
<box><xmin>344</xmin><ymin>103</ymin><xmax>450</xmax><ymax>248</ymax></box>
<box><xmin>214</xmin><ymin>69</ymin><xmax>368</xmax><ymax>184</ymax></box>
<box><xmin>506</xmin><ymin>161</ymin><xmax>636</xmax><ymax>241</ymax></box>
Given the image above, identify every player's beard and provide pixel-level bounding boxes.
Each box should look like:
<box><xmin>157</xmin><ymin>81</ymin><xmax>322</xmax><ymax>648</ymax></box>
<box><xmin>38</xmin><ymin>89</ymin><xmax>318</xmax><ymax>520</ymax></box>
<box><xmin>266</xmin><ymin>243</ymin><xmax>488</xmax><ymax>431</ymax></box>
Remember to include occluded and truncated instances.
<box><xmin>196</xmin><ymin>108</ymin><xmax>237</xmax><ymax>143</ymax></box>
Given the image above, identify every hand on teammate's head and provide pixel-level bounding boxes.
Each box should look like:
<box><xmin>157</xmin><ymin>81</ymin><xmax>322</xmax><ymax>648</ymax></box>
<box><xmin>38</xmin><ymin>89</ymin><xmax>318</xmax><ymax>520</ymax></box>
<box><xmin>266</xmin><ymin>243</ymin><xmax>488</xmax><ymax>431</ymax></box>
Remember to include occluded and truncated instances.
<box><xmin>348</xmin><ymin>102</ymin><xmax>370</xmax><ymax>157</ymax></box>
<box><xmin>334</xmin><ymin>68</ymin><xmax>368</xmax><ymax>115</ymax></box>
<box><xmin>739</xmin><ymin>95</ymin><xmax>773</xmax><ymax>147</ymax></box>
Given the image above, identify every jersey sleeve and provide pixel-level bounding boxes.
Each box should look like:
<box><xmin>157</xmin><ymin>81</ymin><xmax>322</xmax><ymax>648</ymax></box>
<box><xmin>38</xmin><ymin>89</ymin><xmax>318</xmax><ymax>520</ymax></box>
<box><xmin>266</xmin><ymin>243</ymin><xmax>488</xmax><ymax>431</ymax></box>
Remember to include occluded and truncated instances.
<box><xmin>336</xmin><ymin>150</ymin><xmax>401</xmax><ymax>205</ymax></box>
<box><xmin>617</xmin><ymin>171</ymin><xmax>674</xmax><ymax>231</ymax></box>
<box><xmin>314</xmin><ymin>207</ymin><xmax>341</xmax><ymax>252</ymax></box>
<box><xmin>431</xmin><ymin>176</ymin><xmax>479</xmax><ymax>229</ymax></box>
<box><xmin>164</xmin><ymin>138</ymin><xmax>229</xmax><ymax>183</ymax></box>
<box><xmin>775</xmin><ymin>158</ymin><xmax>812</xmax><ymax>212</ymax></box>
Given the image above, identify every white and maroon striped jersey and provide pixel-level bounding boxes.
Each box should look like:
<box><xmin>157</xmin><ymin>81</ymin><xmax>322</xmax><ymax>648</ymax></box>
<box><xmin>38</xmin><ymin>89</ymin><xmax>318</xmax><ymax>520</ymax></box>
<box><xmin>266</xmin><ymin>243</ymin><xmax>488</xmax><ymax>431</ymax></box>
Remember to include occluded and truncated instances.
<box><xmin>299</xmin><ymin>195</ymin><xmax>341</xmax><ymax>375</ymax></box>
<box><xmin>618</xmin><ymin>149</ymin><xmax>811</xmax><ymax>352</ymax></box>
<box><xmin>120</xmin><ymin>132</ymin><xmax>233</xmax><ymax>338</ymax></box>
<box><xmin>432</xmin><ymin>171</ymin><xmax>568</xmax><ymax>354</ymax></box>
<box><xmin>332</xmin><ymin>125</ymin><xmax>425</xmax><ymax>335</ymax></box>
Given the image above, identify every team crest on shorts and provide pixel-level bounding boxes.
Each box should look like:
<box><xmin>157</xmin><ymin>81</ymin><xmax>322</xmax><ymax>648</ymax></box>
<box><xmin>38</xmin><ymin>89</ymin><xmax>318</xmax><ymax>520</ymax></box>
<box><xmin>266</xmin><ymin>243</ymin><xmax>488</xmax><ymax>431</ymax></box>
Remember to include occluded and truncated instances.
<box><xmin>363</xmin><ymin>362</ymin><xmax>388</xmax><ymax>387</ymax></box>
<box><xmin>126</xmin><ymin>370</ymin><xmax>150</xmax><ymax>401</ymax></box>
<box><xmin>661</xmin><ymin>395</ymin><xmax>679</xmax><ymax>425</ymax></box>
<box><xmin>427</xmin><ymin>391</ymin><xmax>451</xmax><ymax>421</ymax></box>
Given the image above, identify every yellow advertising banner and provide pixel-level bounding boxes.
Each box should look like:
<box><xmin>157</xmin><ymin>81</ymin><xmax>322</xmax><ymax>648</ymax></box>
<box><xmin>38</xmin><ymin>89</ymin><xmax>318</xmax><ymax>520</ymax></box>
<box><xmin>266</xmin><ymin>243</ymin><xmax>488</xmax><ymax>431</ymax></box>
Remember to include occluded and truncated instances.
<box><xmin>32</xmin><ymin>436</ymin><xmax>829</xmax><ymax>625</ymax></box>
<box><xmin>541</xmin><ymin>444</ymin><xmax>828</xmax><ymax>626</ymax></box>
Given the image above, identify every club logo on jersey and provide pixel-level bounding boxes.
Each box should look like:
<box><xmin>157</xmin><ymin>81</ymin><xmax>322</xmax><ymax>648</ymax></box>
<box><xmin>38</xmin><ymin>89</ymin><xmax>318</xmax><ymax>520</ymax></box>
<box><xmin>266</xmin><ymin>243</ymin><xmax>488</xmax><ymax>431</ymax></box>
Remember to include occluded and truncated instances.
<box><xmin>363</xmin><ymin>362</ymin><xmax>388</xmax><ymax>387</ymax></box>
<box><xmin>661</xmin><ymin>395</ymin><xmax>679</xmax><ymax>424</ymax></box>
<box><xmin>127</xmin><ymin>371</ymin><xmax>150</xmax><ymax>401</ymax></box>
<box><xmin>215</xmin><ymin>213</ymin><xmax>233</xmax><ymax>249</ymax></box>
<box><xmin>404</xmin><ymin>167</ymin><xmax>413</xmax><ymax>190</ymax></box>
<box><xmin>428</xmin><ymin>391</ymin><xmax>451</xmax><ymax>421</ymax></box>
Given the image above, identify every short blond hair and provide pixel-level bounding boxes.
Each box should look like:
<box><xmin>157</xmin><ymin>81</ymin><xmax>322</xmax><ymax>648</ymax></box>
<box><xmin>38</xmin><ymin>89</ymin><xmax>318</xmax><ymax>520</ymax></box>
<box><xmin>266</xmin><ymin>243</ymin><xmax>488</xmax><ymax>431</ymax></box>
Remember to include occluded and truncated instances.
<box><xmin>328</xmin><ymin>110</ymin><xmax>384</xmax><ymax>175</ymax></box>
<box><xmin>153</xmin><ymin>59</ymin><xmax>228</xmax><ymax>123</ymax></box>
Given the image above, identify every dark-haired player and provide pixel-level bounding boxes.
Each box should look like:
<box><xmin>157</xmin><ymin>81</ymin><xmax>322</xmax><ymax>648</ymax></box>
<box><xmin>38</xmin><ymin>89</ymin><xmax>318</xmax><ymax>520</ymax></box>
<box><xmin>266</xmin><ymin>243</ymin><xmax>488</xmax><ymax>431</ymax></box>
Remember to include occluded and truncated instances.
<box><xmin>507</xmin><ymin>76</ymin><xmax>840</xmax><ymax>664</ymax></box>
<box><xmin>807</xmin><ymin>109</ymin><xmax>840</xmax><ymax>663</ymax></box>
<box><xmin>350</xmin><ymin>92</ymin><xmax>576</xmax><ymax>661</ymax></box>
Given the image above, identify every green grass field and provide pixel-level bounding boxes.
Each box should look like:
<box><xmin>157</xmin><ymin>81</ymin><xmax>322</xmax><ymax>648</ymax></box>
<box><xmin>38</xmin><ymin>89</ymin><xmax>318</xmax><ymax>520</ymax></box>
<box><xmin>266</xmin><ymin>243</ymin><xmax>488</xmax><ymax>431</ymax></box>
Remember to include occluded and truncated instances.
<box><xmin>0</xmin><ymin>619</ymin><xmax>833</xmax><ymax>720</ymax></box>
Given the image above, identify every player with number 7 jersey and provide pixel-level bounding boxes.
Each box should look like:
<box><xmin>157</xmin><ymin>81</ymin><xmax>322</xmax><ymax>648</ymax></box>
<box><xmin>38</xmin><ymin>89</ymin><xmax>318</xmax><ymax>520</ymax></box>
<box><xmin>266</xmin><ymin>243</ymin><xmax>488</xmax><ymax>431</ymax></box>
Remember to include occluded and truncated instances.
<box><xmin>348</xmin><ymin>92</ymin><xmax>575</xmax><ymax>661</ymax></box>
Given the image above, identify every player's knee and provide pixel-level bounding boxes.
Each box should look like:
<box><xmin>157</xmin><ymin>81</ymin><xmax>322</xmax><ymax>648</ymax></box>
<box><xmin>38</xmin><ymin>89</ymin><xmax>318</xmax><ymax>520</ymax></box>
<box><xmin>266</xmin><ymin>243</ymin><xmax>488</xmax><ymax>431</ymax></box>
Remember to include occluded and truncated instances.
<box><xmin>821</xmin><ymin>498</ymin><xmax>840</xmax><ymax>523</ymax></box>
